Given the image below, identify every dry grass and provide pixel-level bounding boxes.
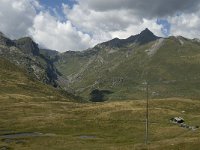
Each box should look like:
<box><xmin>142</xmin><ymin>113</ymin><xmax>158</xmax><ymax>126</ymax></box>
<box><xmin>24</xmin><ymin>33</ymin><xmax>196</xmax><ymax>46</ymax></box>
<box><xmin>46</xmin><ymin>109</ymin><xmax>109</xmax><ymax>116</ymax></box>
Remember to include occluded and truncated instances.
<box><xmin>0</xmin><ymin>96</ymin><xmax>200</xmax><ymax>150</ymax></box>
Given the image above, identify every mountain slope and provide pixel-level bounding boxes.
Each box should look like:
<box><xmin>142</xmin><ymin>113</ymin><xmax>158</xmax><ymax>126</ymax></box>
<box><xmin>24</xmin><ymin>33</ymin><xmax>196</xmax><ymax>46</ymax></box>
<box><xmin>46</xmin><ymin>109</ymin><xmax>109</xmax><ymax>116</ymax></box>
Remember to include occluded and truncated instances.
<box><xmin>0</xmin><ymin>34</ymin><xmax>59</xmax><ymax>87</ymax></box>
<box><xmin>55</xmin><ymin>29</ymin><xmax>200</xmax><ymax>101</ymax></box>
<box><xmin>0</xmin><ymin>58</ymin><xmax>73</xmax><ymax>100</ymax></box>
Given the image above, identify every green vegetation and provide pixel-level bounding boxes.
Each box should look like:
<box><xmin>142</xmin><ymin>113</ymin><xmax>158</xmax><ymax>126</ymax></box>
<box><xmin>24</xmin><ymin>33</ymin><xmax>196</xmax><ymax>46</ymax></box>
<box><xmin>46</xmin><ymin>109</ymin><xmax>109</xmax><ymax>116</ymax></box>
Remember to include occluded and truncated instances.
<box><xmin>55</xmin><ymin>36</ymin><xmax>200</xmax><ymax>101</ymax></box>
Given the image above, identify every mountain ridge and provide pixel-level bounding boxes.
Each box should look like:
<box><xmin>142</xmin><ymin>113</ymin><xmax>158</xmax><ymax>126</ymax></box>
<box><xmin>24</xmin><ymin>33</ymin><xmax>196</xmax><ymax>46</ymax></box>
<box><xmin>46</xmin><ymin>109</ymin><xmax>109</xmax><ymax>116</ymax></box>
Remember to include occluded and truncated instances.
<box><xmin>54</xmin><ymin>30</ymin><xmax>200</xmax><ymax>101</ymax></box>
<box><xmin>1</xmin><ymin>29</ymin><xmax>200</xmax><ymax>101</ymax></box>
<box><xmin>95</xmin><ymin>28</ymin><xmax>160</xmax><ymax>49</ymax></box>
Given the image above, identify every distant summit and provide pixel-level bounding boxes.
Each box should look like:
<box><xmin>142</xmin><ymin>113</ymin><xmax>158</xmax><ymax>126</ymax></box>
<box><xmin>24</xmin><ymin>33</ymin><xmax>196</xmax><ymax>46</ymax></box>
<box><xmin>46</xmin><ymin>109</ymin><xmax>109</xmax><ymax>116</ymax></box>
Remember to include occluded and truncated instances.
<box><xmin>139</xmin><ymin>28</ymin><xmax>157</xmax><ymax>39</ymax></box>
<box><xmin>140</xmin><ymin>28</ymin><xmax>154</xmax><ymax>35</ymax></box>
<box><xmin>99</xmin><ymin>28</ymin><xmax>159</xmax><ymax>48</ymax></box>
<box><xmin>125</xmin><ymin>28</ymin><xmax>159</xmax><ymax>45</ymax></box>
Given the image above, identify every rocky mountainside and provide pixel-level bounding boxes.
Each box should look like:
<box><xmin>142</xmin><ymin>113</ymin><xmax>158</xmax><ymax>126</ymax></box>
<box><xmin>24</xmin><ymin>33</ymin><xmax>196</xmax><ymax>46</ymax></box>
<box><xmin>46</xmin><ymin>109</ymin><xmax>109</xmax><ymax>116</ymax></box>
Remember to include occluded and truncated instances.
<box><xmin>1</xmin><ymin>29</ymin><xmax>200</xmax><ymax>102</ymax></box>
<box><xmin>55</xmin><ymin>29</ymin><xmax>200</xmax><ymax>101</ymax></box>
<box><xmin>0</xmin><ymin>57</ymin><xmax>55</xmax><ymax>97</ymax></box>
<box><xmin>0</xmin><ymin>34</ymin><xmax>59</xmax><ymax>87</ymax></box>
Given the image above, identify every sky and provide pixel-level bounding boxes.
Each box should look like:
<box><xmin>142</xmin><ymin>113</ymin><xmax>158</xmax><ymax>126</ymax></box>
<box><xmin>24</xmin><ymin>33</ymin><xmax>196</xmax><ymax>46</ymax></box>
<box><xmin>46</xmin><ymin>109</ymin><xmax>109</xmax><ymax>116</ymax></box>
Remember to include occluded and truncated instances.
<box><xmin>0</xmin><ymin>0</ymin><xmax>200</xmax><ymax>52</ymax></box>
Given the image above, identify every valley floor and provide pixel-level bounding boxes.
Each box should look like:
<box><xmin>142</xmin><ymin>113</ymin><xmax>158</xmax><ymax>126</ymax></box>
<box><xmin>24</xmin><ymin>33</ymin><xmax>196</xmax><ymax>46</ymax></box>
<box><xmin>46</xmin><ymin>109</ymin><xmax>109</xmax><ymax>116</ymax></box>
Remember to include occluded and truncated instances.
<box><xmin>0</xmin><ymin>95</ymin><xmax>200</xmax><ymax>150</ymax></box>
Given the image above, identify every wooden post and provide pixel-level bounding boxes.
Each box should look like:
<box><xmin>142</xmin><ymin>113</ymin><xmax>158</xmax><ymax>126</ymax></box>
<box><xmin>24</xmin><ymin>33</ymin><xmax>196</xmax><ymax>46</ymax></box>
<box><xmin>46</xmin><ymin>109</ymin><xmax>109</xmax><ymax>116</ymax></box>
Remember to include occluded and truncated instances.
<box><xmin>145</xmin><ymin>82</ymin><xmax>149</xmax><ymax>145</ymax></box>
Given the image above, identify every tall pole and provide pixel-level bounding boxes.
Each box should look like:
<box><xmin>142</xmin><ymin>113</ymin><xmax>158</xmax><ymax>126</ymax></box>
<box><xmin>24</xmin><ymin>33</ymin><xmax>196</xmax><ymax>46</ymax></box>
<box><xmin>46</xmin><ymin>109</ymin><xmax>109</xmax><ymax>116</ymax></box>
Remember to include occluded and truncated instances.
<box><xmin>145</xmin><ymin>82</ymin><xmax>149</xmax><ymax>145</ymax></box>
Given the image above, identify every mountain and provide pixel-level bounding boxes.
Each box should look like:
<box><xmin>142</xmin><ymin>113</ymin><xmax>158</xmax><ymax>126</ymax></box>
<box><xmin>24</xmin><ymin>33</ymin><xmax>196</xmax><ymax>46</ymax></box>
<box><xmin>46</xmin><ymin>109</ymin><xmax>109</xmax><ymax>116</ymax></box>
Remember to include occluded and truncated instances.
<box><xmin>0</xmin><ymin>32</ymin><xmax>16</xmax><ymax>46</ymax></box>
<box><xmin>0</xmin><ymin>57</ymin><xmax>78</xmax><ymax>101</ymax></box>
<box><xmin>14</xmin><ymin>37</ymin><xmax>40</xmax><ymax>56</ymax></box>
<box><xmin>0</xmin><ymin>34</ymin><xmax>59</xmax><ymax>87</ymax></box>
<box><xmin>1</xmin><ymin>29</ymin><xmax>200</xmax><ymax>102</ymax></box>
<box><xmin>98</xmin><ymin>28</ymin><xmax>159</xmax><ymax>48</ymax></box>
<box><xmin>55</xmin><ymin>29</ymin><xmax>200</xmax><ymax>101</ymax></box>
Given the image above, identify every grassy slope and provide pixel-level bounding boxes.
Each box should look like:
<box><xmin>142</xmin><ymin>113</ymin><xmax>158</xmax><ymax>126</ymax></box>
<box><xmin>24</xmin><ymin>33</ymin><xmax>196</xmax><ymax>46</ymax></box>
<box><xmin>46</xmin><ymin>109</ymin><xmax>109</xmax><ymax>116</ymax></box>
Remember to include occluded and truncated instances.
<box><xmin>55</xmin><ymin>38</ymin><xmax>200</xmax><ymax>101</ymax></box>
<box><xmin>147</xmin><ymin>37</ymin><xmax>200</xmax><ymax>99</ymax></box>
<box><xmin>0</xmin><ymin>39</ymin><xmax>58</xmax><ymax>87</ymax></box>
<box><xmin>0</xmin><ymin>57</ymin><xmax>73</xmax><ymax>100</ymax></box>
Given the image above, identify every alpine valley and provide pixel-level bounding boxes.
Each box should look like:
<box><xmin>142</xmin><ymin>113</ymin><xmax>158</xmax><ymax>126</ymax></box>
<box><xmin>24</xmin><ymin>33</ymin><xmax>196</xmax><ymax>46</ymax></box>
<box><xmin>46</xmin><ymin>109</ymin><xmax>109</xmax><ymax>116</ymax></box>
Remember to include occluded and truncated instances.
<box><xmin>1</xmin><ymin>29</ymin><xmax>200</xmax><ymax>150</ymax></box>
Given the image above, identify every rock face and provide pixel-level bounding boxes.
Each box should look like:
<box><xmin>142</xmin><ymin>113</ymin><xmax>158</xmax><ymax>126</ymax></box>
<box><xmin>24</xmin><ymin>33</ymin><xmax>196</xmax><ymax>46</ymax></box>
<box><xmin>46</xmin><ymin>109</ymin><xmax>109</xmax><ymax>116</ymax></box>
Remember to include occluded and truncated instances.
<box><xmin>0</xmin><ymin>33</ymin><xmax>15</xmax><ymax>47</ymax></box>
<box><xmin>15</xmin><ymin>37</ymin><xmax>40</xmax><ymax>56</ymax></box>
<box><xmin>0</xmin><ymin>34</ymin><xmax>59</xmax><ymax>87</ymax></box>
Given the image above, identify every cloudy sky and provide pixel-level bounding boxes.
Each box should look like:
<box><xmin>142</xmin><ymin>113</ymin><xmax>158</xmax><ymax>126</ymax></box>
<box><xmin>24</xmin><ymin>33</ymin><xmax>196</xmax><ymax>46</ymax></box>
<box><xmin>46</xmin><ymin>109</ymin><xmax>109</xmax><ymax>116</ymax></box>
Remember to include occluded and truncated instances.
<box><xmin>0</xmin><ymin>0</ymin><xmax>200</xmax><ymax>52</ymax></box>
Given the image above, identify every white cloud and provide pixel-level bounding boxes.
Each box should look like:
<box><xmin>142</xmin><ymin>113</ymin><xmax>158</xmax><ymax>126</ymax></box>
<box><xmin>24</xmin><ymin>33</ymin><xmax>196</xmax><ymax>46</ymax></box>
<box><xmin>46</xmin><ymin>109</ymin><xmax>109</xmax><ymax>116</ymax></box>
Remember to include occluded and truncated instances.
<box><xmin>78</xmin><ymin>0</ymin><xmax>200</xmax><ymax>18</ymax></box>
<box><xmin>0</xmin><ymin>0</ymin><xmax>92</xmax><ymax>52</ymax></box>
<box><xmin>110</xmin><ymin>19</ymin><xmax>163</xmax><ymax>39</ymax></box>
<box><xmin>0</xmin><ymin>0</ymin><xmax>200</xmax><ymax>52</ymax></box>
<box><xmin>29</xmin><ymin>12</ymin><xmax>92</xmax><ymax>52</ymax></box>
<box><xmin>0</xmin><ymin>0</ymin><xmax>37</xmax><ymax>39</ymax></box>
<box><xmin>169</xmin><ymin>12</ymin><xmax>200</xmax><ymax>39</ymax></box>
<box><xmin>64</xmin><ymin>0</ymin><xmax>200</xmax><ymax>46</ymax></box>
<box><xmin>63</xmin><ymin>3</ymin><xmax>164</xmax><ymax>45</ymax></box>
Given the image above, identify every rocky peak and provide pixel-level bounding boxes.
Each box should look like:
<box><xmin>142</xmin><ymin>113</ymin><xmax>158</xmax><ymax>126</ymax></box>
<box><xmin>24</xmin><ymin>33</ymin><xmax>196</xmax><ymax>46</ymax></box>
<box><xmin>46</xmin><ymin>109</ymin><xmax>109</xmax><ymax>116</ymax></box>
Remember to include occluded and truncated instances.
<box><xmin>15</xmin><ymin>37</ymin><xmax>40</xmax><ymax>56</ymax></box>
<box><xmin>0</xmin><ymin>31</ymin><xmax>4</xmax><ymax>37</ymax></box>
<box><xmin>99</xmin><ymin>28</ymin><xmax>159</xmax><ymax>48</ymax></box>
<box><xmin>127</xmin><ymin>28</ymin><xmax>159</xmax><ymax>45</ymax></box>
<box><xmin>0</xmin><ymin>32</ymin><xmax>15</xmax><ymax>47</ymax></box>
<box><xmin>140</xmin><ymin>28</ymin><xmax>154</xmax><ymax>36</ymax></box>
